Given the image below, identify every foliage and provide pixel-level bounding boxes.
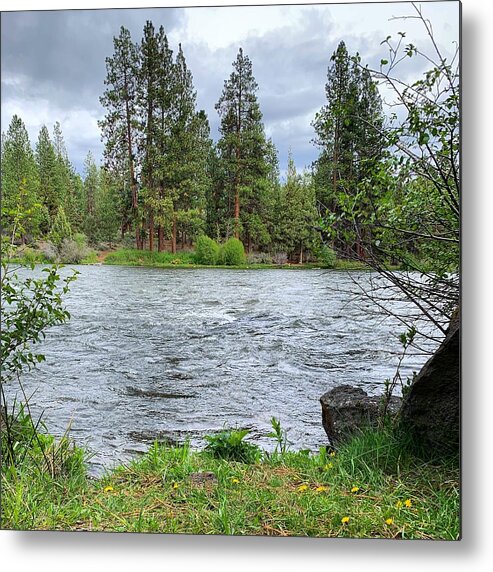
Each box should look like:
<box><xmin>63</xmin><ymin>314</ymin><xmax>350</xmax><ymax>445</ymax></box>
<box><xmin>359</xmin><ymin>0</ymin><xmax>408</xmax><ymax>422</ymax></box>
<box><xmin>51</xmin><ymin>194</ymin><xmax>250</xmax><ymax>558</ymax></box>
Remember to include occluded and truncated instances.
<box><xmin>104</xmin><ymin>248</ymin><xmax>195</xmax><ymax>266</ymax></box>
<box><xmin>204</xmin><ymin>427</ymin><xmax>261</xmax><ymax>464</ymax></box>
<box><xmin>218</xmin><ymin>237</ymin><xmax>246</xmax><ymax>266</ymax></box>
<box><xmin>1</xmin><ymin>424</ymin><xmax>458</xmax><ymax>538</ymax></box>
<box><xmin>194</xmin><ymin>235</ymin><xmax>219</xmax><ymax>265</ymax></box>
<box><xmin>58</xmin><ymin>238</ymin><xmax>95</xmax><ymax>264</ymax></box>
<box><xmin>48</xmin><ymin>206</ymin><xmax>72</xmax><ymax>249</ymax></box>
<box><xmin>314</xmin><ymin>244</ymin><xmax>337</xmax><ymax>268</ymax></box>
<box><xmin>266</xmin><ymin>417</ymin><xmax>291</xmax><ymax>455</ymax></box>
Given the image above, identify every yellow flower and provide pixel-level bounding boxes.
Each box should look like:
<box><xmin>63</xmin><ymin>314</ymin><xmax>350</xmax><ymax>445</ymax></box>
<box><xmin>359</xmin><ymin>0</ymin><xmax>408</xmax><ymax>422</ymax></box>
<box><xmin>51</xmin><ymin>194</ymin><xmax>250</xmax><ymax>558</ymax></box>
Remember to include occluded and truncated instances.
<box><xmin>385</xmin><ymin>518</ymin><xmax>394</xmax><ymax>525</ymax></box>
<box><xmin>351</xmin><ymin>486</ymin><xmax>360</xmax><ymax>493</ymax></box>
<box><xmin>297</xmin><ymin>484</ymin><xmax>309</xmax><ymax>492</ymax></box>
<box><xmin>316</xmin><ymin>486</ymin><xmax>328</xmax><ymax>493</ymax></box>
<box><xmin>396</xmin><ymin>500</ymin><xmax>403</xmax><ymax>508</ymax></box>
<box><xmin>103</xmin><ymin>485</ymin><xmax>113</xmax><ymax>493</ymax></box>
<box><xmin>172</xmin><ymin>482</ymin><xmax>180</xmax><ymax>490</ymax></box>
<box><xmin>231</xmin><ymin>478</ymin><xmax>240</xmax><ymax>484</ymax></box>
<box><xmin>329</xmin><ymin>451</ymin><xmax>336</xmax><ymax>457</ymax></box>
<box><xmin>323</xmin><ymin>463</ymin><xmax>333</xmax><ymax>470</ymax></box>
<box><xmin>341</xmin><ymin>516</ymin><xmax>350</xmax><ymax>524</ymax></box>
<box><xmin>404</xmin><ymin>499</ymin><xmax>412</xmax><ymax>508</ymax></box>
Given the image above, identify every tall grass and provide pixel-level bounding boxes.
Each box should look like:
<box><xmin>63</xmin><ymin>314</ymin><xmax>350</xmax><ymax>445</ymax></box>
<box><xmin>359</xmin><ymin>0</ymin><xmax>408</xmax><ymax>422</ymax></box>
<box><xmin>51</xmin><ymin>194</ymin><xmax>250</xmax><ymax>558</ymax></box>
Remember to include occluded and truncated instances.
<box><xmin>104</xmin><ymin>249</ymin><xmax>196</xmax><ymax>266</ymax></box>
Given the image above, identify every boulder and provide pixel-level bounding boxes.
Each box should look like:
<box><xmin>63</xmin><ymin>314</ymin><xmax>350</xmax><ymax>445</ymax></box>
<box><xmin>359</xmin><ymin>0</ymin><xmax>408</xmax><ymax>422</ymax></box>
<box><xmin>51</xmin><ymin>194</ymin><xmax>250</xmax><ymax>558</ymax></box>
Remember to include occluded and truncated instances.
<box><xmin>399</xmin><ymin>310</ymin><xmax>460</xmax><ymax>455</ymax></box>
<box><xmin>320</xmin><ymin>384</ymin><xmax>401</xmax><ymax>446</ymax></box>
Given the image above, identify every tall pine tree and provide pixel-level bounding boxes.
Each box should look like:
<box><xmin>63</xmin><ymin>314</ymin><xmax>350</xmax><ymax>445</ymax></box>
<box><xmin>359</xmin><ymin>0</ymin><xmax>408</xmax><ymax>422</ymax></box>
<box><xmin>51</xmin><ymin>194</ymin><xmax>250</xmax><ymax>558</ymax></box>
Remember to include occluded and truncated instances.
<box><xmin>215</xmin><ymin>48</ymin><xmax>270</xmax><ymax>243</ymax></box>
<box><xmin>99</xmin><ymin>26</ymin><xmax>140</xmax><ymax>248</ymax></box>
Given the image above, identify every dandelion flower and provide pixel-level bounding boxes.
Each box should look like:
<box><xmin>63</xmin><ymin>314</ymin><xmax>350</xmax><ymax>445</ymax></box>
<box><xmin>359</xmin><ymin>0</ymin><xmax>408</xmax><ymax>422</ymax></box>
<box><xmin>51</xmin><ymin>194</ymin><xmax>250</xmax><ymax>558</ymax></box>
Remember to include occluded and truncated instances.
<box><xmin>316</xmin><ymin>486</ymin><xmax>328</xmax><ymax>493</ymax></box>
<box><xmin>396</xmin><ymin>500</ymin><xmax>403</xmax><ymax>508</ymax></box>
<box><xmin>404</xmin><ymin>499</ymin><xmax>412</xmax><ymax>508</ymax></box>
<box><xmin>103</xmin><ymin>485</ymin><xmax>114</xmax><ymax>493</ymax></box>
<box><xmin>329</xmin><ymin>451</ymin><xmax>336</xmax><ymax>457</ymax></box>
<box><xmin>351</xmin><ymin>486</ymin><xmax>360</xmax><ymax>493</ymax></box>
<box><xmin>341</xmin><ymin>516</ymin><xmax>350</xmax><ymax>524</ymax></box>
<box><xmin>385</xmin><ymin>518</ymin><xmax>394</xmax><ymax>525</ymax></box>
<box><xmin>231</xmin><ymin>478</ymin><xmax>240</xmax><ymax>484</ymax></box>
<box><xmin>323</xmin><ymin>463</ymin><xmax>333</xmax><ymax>470</ymax></box>
<box><xmin>172</xmin><ymin>482</ymin><xmax>180</xmax><ymax>490</ymax></box>
<box><xmin>297</xmin><ymin>484</ymin><xmax>308</xmax><ymax>492</ymax></box>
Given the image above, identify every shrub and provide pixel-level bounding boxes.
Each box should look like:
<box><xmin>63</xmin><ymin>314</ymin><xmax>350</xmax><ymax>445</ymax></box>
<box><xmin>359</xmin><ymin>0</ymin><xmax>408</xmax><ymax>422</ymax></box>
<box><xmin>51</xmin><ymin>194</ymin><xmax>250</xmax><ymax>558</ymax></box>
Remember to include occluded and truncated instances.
<box><xmin>39</xmin><ymin>241</ymin><xmax>58</xmax><ymax>262</ymax></box>
<box><xmin>204</xmin><ymin>428</ymin><xmax>261</xmax><ymax>463</ymax></box>
<box><xmin>271</xmin><ymin>251</ymin><xmax>288</xmax><ymax>265</ymax></box>
<box><xmin>246</xmin><ymin>252</ymin><xmax>273</xmax><ymax>265</ymax></box>
<box><xmin>194</xmin><ymin>235</ymin><xmax>219</xmax><ymax>265</ymax></box>
<box><xmin>219</xmin><ymin>238</ymin><xmax>246</xmax><ymax>266</ymax></box>
<box><xmin>59</xmin><ymin>238</ymin><xmax>93</xmax><ymax>264</ymax></box>
<box><xmin>317</xmin><ymin>245</ymin><xmax>337</xmax><ymax>268</ymax></box>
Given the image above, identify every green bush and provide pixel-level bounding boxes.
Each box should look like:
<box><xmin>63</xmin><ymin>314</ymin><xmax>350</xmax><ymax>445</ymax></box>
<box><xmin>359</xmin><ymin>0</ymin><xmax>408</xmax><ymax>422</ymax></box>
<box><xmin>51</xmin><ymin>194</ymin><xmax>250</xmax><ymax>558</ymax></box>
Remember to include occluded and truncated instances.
<box><xmin>48</xmin><ymin>206</ymin><xmax>72</xmax><ymax>249</ymax></box>
<box><xmin>204</xmin><ymin>428</ymin><xmax>261</xmax><ymax>463</ymax></box>
<box><xmin>316</xmin><ymin>244</ymin><xmax>337</xmax><ymax>268</ymax></box>
<box><xmin>194</xmin><ymin>235</ymin><xmax>219</xmax><ymax>265</ymax></box>
<box><xmin>219</xmin><ymin>238</ymin><xmax>246</xmax><ymax>266</ymax></box>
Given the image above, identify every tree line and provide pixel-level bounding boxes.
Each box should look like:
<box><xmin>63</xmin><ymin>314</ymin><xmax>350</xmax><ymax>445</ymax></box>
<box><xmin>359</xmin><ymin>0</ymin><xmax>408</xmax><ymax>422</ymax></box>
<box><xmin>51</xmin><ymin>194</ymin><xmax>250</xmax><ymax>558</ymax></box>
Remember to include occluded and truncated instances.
<box><xmin>2</xmin><ymin>17</ymin><xmax>458</xmax><ymax>289</ymax></box>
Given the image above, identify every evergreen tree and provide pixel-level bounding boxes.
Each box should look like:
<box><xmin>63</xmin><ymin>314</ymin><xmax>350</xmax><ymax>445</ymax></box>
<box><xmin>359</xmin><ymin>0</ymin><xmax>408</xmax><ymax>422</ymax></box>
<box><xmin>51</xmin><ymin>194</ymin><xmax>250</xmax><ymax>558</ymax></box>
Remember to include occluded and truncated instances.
<box><xmin>279</xmin><ymin>153</ymin><xmax>319</xmax><ymax>263</ymax></box>
<box><xmin>82</xmin><ymin>151</ymin><xmax>100</xmax><ymax>242</ymax></box>
<box><xmin>35</xmin><ymin>125</ymin><xmax>59</xmax><ymax>223</ymax></box>
<box><xmin>95</xmin><ymin>169</ymin><xmax>120</xmax><ymax>244</ymax></box>
<box><xmin>312</xmin><ymin>41</ymin><xmax>384</xmax><ymax>256</ymax></box>
<box><xmin>49</xmin><ymin>205</ymin><xmax>72</xmax><ymax>248</ymax></box>
<box><xmin>215</xmin><ymin>48</ymin><xmax>270</xmax><ymax>243</ymax></box>
<box><xmin>137</xmin><ymin>20</ymin><xmax>162</xmax><ymax>251</ymax></box>
<box><xmin>1</xmin><ymin>115</ymin><xmax>42</xmax><ymax>241</ymax></box>
<box><xmin>168</xmin><ymin>46</ymin><xmax>211</xmax><ymax>251</ymax></box>
<box><xmin>99</xmin><ymin>26</ymin><xmax>140</xmax><ymax>247</ymax></box>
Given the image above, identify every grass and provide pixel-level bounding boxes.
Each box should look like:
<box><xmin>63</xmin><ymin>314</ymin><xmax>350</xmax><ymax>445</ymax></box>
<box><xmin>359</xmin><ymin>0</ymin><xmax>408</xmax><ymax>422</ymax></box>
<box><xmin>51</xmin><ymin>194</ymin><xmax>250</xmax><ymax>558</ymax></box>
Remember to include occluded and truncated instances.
<box><xmin>103</xmin><ymin>248</ymin><xmax>372</xmax><ymax>270</ymax></box>
<box><xmin>1</xmin><ymin>421</ymin><xmax>459</xmax><ymax>538</ymax></box>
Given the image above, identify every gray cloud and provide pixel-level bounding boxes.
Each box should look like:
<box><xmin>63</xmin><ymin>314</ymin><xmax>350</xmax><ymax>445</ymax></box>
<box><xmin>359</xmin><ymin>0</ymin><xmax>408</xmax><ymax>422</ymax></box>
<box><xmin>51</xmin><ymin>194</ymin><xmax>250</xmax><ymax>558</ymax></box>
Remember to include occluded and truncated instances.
<box><xmin>1</xmin><ymin>3</ymin><xmax>459</xmax><ymax>177</ymax></box>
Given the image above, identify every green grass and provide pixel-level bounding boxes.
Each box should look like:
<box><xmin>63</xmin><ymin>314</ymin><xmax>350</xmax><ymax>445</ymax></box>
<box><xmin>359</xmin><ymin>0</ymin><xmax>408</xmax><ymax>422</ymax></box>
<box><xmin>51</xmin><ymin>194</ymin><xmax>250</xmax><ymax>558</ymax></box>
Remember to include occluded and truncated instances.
<box><xmin>102</xmin><ymin>248</ymin><xmax>373</xmax><ymax>270</ymax></box>
<box><xmin>1</xmin><ymin>423</ymin><xmax>459</xmax><ymax>538</ymax></box>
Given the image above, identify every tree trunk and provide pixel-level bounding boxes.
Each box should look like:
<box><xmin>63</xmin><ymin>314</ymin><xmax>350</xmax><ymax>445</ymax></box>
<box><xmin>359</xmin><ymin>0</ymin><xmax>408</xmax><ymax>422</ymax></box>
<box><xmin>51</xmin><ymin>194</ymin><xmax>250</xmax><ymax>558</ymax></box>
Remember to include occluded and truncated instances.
<box><xmin>171</xmin><ymin>216</ymin><xmax>177</xmax><ymax>254</ymax></box>
<box><xmin>158</xmin><ymin>225</ymin><xmax>164</xmax><ymax>252</ymax></box>
<box><xmin>148</xmin><ymin>211</ymin><xmax>154</xmax><ymax>252</ymax></box>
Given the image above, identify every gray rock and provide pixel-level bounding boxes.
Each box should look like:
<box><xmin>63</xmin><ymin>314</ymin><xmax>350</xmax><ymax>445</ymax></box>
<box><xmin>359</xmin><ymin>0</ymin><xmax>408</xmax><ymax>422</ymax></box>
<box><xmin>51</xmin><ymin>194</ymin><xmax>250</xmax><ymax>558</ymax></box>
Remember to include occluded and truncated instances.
<box><xmin>320</xmin><ymin>384</ymin><xmax>401</xmax><ymax>446</ymax></box>
<box><xmin>399</xmin><ymin>310</ymin><xmax>460</xmax><ymax>455</ymax></box>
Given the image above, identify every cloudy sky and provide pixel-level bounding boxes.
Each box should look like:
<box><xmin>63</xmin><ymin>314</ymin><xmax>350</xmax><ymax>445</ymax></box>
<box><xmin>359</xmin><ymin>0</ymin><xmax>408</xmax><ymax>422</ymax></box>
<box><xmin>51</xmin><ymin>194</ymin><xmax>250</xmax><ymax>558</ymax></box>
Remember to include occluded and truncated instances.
<box><xmin>1</xmin><ymin>1</ymin><xmax>460</xmax><ymax>178</ymax></box>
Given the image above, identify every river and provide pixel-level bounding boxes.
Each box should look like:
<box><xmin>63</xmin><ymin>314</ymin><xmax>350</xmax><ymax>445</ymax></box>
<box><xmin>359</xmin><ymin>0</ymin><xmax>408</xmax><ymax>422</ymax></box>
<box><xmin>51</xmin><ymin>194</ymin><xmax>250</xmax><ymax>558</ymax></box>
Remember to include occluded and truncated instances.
<box><xmin>4</xmin><ymin>265</ymin><xmax>431</xmax><ymax>474</ymax></box>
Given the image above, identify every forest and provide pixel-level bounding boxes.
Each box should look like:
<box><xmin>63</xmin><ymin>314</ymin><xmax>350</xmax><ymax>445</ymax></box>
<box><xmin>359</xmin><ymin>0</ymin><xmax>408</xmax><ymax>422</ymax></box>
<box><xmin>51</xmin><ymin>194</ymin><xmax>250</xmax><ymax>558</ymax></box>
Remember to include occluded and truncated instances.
<box><xmin>1</xmin><ymin>5</ymin><xmax>460</xmax><ymax>540</ymax></box>
<box><xmin>2</xmin><ymin>19</ymin><xmax>458</xmax><ymax>285</ymax></box>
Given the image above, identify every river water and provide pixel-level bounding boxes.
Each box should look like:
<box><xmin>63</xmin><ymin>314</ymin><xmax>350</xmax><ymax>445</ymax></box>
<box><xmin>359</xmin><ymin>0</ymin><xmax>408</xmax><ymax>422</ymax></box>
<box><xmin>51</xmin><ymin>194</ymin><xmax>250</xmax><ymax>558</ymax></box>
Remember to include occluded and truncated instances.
<box><xmin>4</xmin><ymin>265</ymin><xmax>430</xmax><ymax>474</ymax></box>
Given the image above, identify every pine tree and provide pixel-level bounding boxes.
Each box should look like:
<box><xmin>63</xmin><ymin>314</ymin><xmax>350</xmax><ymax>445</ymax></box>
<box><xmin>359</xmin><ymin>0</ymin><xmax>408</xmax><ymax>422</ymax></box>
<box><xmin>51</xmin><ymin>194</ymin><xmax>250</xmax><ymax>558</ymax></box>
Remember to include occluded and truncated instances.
<box><xmin>36</xmin><ymin>125</ymin><xmax>60</xmax><ymax>225</ymax></box>
<box><xmin>52</xmin><ymin>121</ymin><xmax>80</xmax><ymax>230</ymax></box>
<box><xmin>137</xmin><ymin>21</ymin><xmax>162</xmax><ymax>251</ymax></box>
<box><xmin>1</xmin><ymin>115</ymin><xmax>42</xmax><ymax>241</ymax></box>
<box><xmin>280</xmin><ymin>153</ymin><xmax>319</xmax><ymax>263</ymax></box>
<box><xmin>215</xmin><ymin>48</ymin><xmax>270</xmax><ymax>243</ymax></box>
<box><xmin>312</xmin><ymin>41</ymin><xmax>384</xmax><ymax>257</ymax></box>
<box><xmin>168</xmin><ymin>45</ymin><xmax>211</xmax><ymax>251</ymax></box>
<box><xmin>99</xmin><ymin>26</ymin><xmax>140</xmax><ymax>248</ymax></box>
<box><xmin>49</xmin><ymin>205</ymin><xmax>72</xmax><ymax>249</ymax></box>
<box><xmin>95</xmin><ymin>169</ymin><xmax>120</xmax><ymax>244</ymax></box>
<box><xmin>82</xmin><ymin>151</ymin><xmax>100</xmax><ymax>242</ymax></box>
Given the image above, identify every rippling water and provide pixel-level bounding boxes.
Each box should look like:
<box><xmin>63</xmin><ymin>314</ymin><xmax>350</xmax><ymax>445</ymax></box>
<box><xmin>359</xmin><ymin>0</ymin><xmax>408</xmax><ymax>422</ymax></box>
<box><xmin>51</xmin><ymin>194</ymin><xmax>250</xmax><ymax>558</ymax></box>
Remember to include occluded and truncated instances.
<box><xmin>4</xmin><ymin>265</ymin><xmax>431</xmax><ymax>474</ymax></box>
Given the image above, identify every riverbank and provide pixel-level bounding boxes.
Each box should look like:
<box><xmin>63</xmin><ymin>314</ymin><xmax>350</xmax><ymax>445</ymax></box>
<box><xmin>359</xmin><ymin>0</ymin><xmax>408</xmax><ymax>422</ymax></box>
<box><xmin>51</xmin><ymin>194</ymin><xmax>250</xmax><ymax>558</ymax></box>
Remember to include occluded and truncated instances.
<box><xmin>1</xmin><ymin>423</ymin><xmax>459</xmax><ymax>538</ymax></box>
<box><xmin>102</xmin><ymin>248</ymin><xmax>369</xmax><ymax>270</ymax></box>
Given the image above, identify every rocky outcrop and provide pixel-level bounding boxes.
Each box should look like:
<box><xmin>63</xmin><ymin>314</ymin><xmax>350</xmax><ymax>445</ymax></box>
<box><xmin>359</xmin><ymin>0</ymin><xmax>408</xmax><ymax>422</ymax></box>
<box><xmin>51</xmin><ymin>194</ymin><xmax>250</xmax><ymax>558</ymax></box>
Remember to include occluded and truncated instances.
<box><xmin>399</xmin><ymin>310</ymin><xmax>460</xmax><ymax>455</ymax></box>
<box><xmin>320</xmin><ymin>385</ymin><xmax>401</xmax><ymax>446</ymax></box>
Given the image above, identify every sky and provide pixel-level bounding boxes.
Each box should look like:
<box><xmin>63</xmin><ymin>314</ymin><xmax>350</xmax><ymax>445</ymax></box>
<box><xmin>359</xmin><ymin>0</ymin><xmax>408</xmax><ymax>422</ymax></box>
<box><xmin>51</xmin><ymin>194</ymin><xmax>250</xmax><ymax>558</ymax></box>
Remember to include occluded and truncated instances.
<box><xmin>1</xmin><ymin>1</ymin><xmax>460</xmax><ymax>178</ymax></box>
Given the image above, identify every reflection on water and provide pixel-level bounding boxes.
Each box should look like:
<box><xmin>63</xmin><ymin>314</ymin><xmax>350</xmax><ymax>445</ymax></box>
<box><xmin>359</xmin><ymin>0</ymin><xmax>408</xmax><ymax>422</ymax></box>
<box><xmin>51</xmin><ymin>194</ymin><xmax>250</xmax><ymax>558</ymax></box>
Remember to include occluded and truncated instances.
<box><xmin>5</xmin><ymin>266</ymin><xmax>432</xmax><ymax>475</ymax></box>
